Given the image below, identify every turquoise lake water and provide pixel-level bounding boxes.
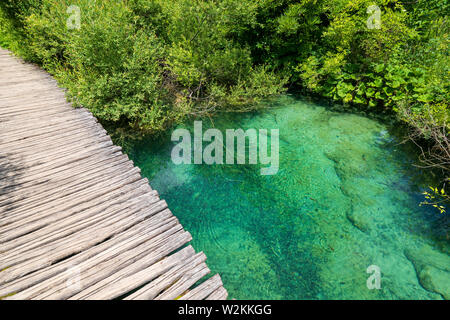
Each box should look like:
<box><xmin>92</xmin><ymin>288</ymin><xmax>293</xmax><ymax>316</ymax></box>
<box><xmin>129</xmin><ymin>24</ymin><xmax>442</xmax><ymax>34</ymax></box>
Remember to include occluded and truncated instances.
<box><xmin>125</xmin><ymin>95</ymin><xmax>449</xmax><ymax>299</ymax></box>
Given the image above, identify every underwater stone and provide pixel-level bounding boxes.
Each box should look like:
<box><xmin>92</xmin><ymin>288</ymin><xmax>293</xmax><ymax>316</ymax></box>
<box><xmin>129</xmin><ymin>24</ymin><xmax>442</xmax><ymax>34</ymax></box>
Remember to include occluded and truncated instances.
<box><xmin>346</xmin><ymin>209</ymin><xmax>371</xmax><ymax>233</ymax></box>
<box><xmin>405</xmin><ymin>245</ymin><xmax>450</xmax><ymax>299</ymax></box>
<box><xmin>418</xmin><ymin>265</ymin><xmax>450</xmax><ymax>300</ymax></box>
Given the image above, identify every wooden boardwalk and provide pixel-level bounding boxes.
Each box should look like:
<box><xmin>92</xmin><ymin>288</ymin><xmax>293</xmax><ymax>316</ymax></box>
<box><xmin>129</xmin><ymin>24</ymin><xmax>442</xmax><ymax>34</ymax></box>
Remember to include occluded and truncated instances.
<box><xmin>0</xmin><ymin>48</ymin><xmax>227</xmax><ymax>300</ymax></box>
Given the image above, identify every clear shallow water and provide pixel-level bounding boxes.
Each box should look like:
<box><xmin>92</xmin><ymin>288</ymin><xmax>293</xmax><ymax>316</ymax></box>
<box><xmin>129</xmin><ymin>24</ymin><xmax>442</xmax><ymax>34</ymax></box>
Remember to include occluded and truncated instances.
<box><xmin>126</xmin><ymin>95</ymin><xmax>449</xmax><ymax>299</ymax></box>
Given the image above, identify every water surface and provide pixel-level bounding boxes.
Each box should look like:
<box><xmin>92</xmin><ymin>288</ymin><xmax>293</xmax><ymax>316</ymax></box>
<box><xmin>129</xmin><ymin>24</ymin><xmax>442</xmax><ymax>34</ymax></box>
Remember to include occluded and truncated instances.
<box><xmin>126</xmin><ymin>95</ymin><xmax>449</xmax><ymax>299</ymax></box>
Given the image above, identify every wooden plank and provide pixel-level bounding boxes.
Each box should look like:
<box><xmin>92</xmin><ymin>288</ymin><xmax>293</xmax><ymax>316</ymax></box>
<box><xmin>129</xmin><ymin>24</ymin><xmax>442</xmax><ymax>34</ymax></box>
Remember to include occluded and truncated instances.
<box><xmin>11</xmin><ymin>219</ymin><xmax>189</xmax><ymax>300</ymax></box>
<box><xmin>0</xmin><ymin>190</ymin><xmax>159</xmax><ymax>255</ymax></box>
<box><xmin>67</xmin><ymin>233</ymin><xmax>195</xmax><ymax>300</ymax></box>
<box><xmin>0</xmin><ymin>153</ymin><xmax>129</xmax><ymax>212</ymax></box>
<box><xmin>206</xmin><ymin>286</ymin><xmax>229</xmax><ymax>300</ymax></box>
<box><xmin>154</xmin><ymin>263</ymin><xmax>210</xmax><ymax>300</ymax></box>
<box><xmin>37</xmin><ymin>226</ymin><xmax>189</xmax><ymax>300</ymax></box>
<box><xmin>179</xmin><ymin>274</ymin><xmax>224</xmax><ymax>300</ymax></box>
<box><xmin>0</xmin><ymin>157</ymin><xmax>136</xmax><ymax>221</ymax></box>
<box><xmin>0</xmin><ymin>144</ymin><xmax>122</xmax><ymax>193</ymax></box>
<box><xmin>0</xmin><ymin>166</ymin><xmax>142</xmax><ymax>233</ymax></box>
<box><xmin>0</xmin><ymin>210</ymin><xmax>174</xmax><ymax>297</ymax></box>
<box><xmin>0</xmin><ymin>185</ymin><xmax>160</xmax><ymax>258</ymax></box>
<box><xmin>124</xmin><ymin>253</ymin><xmax>208</xmax><ymax>300</ymax></box>
<box><xmin>0</xmin><ymin>200</ymin><xmax>170</xmax><ymax>285</ymax></box>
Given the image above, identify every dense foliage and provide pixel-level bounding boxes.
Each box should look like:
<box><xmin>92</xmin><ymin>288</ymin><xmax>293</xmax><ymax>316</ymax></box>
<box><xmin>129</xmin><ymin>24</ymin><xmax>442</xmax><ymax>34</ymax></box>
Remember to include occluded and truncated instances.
<box><xmin>0</xmin><ymin>0</ymin><xmax>448</xmax><ymax>185</ymax></box>
<box><xmin>0</xmin><ymin>0</ymin><xmax>288</xmax><ymax>134</ymax></box>
<box><xmin>1</xmin><ymin>0</ymin><xmax>447</xmax><ymax>129</ymax></box>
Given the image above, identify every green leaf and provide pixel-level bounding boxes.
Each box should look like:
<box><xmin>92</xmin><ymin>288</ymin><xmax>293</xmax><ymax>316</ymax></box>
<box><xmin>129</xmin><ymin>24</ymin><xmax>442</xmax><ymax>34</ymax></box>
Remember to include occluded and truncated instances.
<box><xmin>391</xmin><ymin>81</ymin><xmax>401</xmax><ymax>89</ymax></box>
<box><xmin>374</xmin><ymin>64</ymin><xmax>385</xmax><ymax>73</ymax></box>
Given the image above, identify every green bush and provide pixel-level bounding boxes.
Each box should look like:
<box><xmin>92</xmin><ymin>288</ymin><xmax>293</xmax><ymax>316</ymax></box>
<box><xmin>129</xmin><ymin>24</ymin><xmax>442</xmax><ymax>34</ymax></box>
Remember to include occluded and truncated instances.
<box><xmin>1</xmin><ymin>0</ymin><xmax>285</xmax><ymax>135</ymax></box>
<box><xmin>0</xmin><ymin>0</ymin><xmax>42</xmax><ymax>59</ymax></box>
<box><xmin>0</xmin><ymin>0</ymin><xmax>41</xmax><ymax>26</ymax></box>
<box><xmin>0</xmin><ymin>0</ymin><xmax>447</xmax><ymax>139</ymax></box>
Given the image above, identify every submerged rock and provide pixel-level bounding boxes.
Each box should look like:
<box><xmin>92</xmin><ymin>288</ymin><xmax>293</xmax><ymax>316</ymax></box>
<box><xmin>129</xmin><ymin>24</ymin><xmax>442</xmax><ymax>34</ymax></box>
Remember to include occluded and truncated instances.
<box><xmin>346</xmin><ymin>208</ymin><xmax>371</xmax><ymax>233</ymax></box>
<box><xmin>405</xmin><ymin>244</ymin><xmax>450</xmax><ymax>299</ymax></box>
<box><xmin>418</xmin><ymin>266</ymin><xmax>449</xmax><ymax>300</ymax></box>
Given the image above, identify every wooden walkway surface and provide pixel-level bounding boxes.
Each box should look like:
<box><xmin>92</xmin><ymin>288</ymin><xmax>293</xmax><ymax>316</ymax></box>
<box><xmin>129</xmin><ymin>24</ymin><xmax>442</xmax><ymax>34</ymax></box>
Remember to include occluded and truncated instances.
<box><xmin>0</xmin><ymin>48</ymin><xmax>227</xmax><ymax>300</ymax></box>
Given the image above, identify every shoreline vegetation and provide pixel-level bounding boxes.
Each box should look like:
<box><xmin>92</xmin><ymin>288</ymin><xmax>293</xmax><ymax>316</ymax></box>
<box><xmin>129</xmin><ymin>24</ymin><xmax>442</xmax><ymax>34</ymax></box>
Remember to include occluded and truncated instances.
<box><xmin>0</xmin><ymin>0</ymin><xmax>448</xmax><ymax>210</ymax></box>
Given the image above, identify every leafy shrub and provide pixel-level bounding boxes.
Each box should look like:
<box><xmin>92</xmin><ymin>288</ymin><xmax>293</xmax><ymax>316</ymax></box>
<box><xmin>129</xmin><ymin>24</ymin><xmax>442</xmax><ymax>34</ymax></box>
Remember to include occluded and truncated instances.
<box><xmin>1</xmin><ymin>0</ymin><xmax>285</xmax><ymax>135</ymax></box>
<box><xmin>0</xmin><ymin>0</ymin><xmax>41</xmax><ymax>27</ymax></box>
